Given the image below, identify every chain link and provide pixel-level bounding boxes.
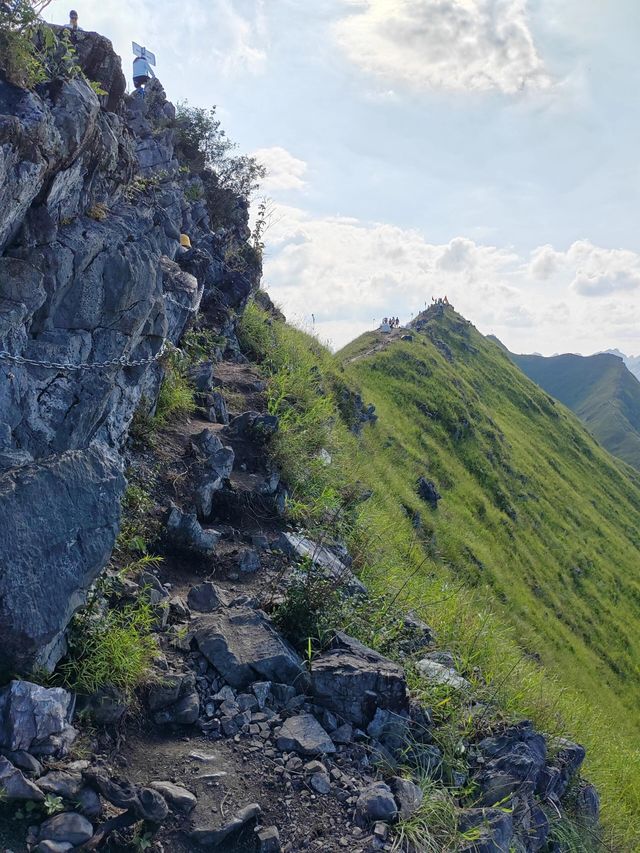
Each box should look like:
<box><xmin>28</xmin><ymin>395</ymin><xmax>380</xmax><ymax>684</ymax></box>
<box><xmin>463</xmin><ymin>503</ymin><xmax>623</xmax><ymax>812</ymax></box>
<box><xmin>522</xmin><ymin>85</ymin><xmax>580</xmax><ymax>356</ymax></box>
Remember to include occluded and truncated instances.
<box><xmin>164</xmin><ymin>292</ymin><xmax>199</xmax><ymax>314</ymax></box>
<box><xmin>0</xmin><ymin>288</ymin><xmax>200</xmax><ymax>373</ymax></box>
<box><xmin>0</xmin><ymin>339</ymin><xmax>171</xmax><ymax>372</ymax></box>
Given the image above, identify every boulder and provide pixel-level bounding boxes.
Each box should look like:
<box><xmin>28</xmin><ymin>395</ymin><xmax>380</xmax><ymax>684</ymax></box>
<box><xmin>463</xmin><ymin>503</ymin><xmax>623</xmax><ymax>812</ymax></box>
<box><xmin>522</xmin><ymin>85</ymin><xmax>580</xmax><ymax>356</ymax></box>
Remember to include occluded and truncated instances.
<box><xmin>150</xmin><ymin>781</ymin><xmax>197</xmax><ymax>812</ymax></box>
<box><xmin>226</xmin><ymin>411</ymin><xmax>278</xmax><ymax>441</ymax></box>
<box><xmin>38</xmin><ymin>771</ymin><xmax>83</xmax><ymax>800</ymax></box>
<box><xmin>76</xmin><ymin>786</ymin><xmax>102</xmax><ymax>819</ymax></box>
<box><xmin>257</xmin><ymin>825</ymin><xmax>281</xmax><ymax>853</ymax></box>
<box><xmin>355</xmin><ymin>782</ymin><xmax>397</xmax><ymax>825</ymax></box>
<box><xmin>0</xmin><ymin>448</ymin><xmax>125</xmax><ymax>675</ymax></box>
<box><xmin>415</xmin><ymin>658</ymin><xmax>470</xmax><ymax>690</ymax></box>
<box><xmin>193</xmin><ymin>606</ymin><xmax>308</xmax><ymax>690</ymax></box>
<box><xmin>187</xmin><ymin>582</ymin><xmax>227</xmax><ymax>613</ymax></box>
<box><xmin>458</xmin><ymin>808</ymin><xmax>514</xmax><ymax>853</ymax></box>
<box><xmin>0</xmin><ymin>755</ymin><xmax>44</xmax><ymax>800</ymax></box>
<box><xmin>148</xmin><ymin>673</ymin><xmax>199</xmax><ymax>725</ymax></box>
<box><xmin>275</xmin><ymin>715</ymin><xmax>336</xmax><ymax>756</ymax></box>
<box><xmin>2</xmin><ymin>749</ymin><xmax>42</xmax><ymax>776</ymax></box>
<box><xmin>166</xmin><ymin>505</ymin><xmax>220</xmax><ymax>555</ymax></box>
<box><xmin>82</xmin><ymin>768</ymin><xmax>168</xmax><ymax>822</ymax></box>
<box><xmin>576</xmin><ymin>782</ymin><xmax>600</xmax><ymax>821</ymax></box>
<box><xmin>190</xmin><ymin>802</ymin><xmax>261</xmax><ymax>847</ymax></box>
<box><xmin>239</xmin><ymin>549</ymin><xmax>261</xmax><ymax>574</ymax></box>
<box><xmin>85</xmin><ymin>684</ymin><xmax>127</xmax><ymax>725</ymax></box>
<box><xmin>191</xmin><ymin>430</ymin><xmax>234</xmax><ymax>478</ymax></box>
<box><xmin>417</xmin><ymin>477</ymin><xmax>441</xmax><ymax>508</ymax></box>
<box><xmin>390</xmin><ymin>777</ymin><xmax>423</xmax><ymax>820</ymax></box>
<box><xmin>278</xmin><ymin>532</ymin><xmax>366</xmax><ymax>596</ymax></box>
<box><xmin>536</xmin><ymin>738</ymin><xmax>586</xmax><ymax>801</ymax></box>
<box><xmin>475</xmin><ymin>722</ymin><xmax>547</xmax><ymax>807</ymax></box>
<box><xmin>38</xmin><ymin>813</ymin><xmax>93</xmax><ymax>846</ymax></box>
<box><xmin>311</xmin><ymin>633</ymin><xmax>408</xmax><ymax>727</ymax></box>
<box><xmin>0</xmin><ymin>681</ymin><xmax>75</xmax><ymax>756</ymax></box>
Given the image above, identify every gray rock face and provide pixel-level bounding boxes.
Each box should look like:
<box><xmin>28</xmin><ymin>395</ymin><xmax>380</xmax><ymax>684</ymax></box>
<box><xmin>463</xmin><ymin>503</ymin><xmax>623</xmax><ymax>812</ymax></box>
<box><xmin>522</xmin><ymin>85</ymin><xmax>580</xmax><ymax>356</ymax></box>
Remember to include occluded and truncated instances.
<box><xmin>0</xmin><ymin>681</ymin><xmax>75</xmax><ymax>755</ymax></box>
<box><xmin>0</xmin><ymin>447</ymin><xmax>125</xmax><ymax>674</ymax></box>
<box><xmin>39</xmin><ymin>812</ymin><xmax>94</xmax><ymax>846</ymax></box>
<box><xmin>275</xmin><ymin>714</ymin><xmax>336</xmax><ymax>756</ymax></box>
<box><xmin>0</xmin><ymin>29</ymin><xmax>260</xmax><ymax>674</ymax></box>
<box><xmin>193</xmin><ymin>606</ymin><xmax>308</xmax><ymax>690</ymax></box>
<box><xmin>355</xmin><ymin>782</ymin><xmax>397</xmax><ymax>825</ymax></box>
<box><xmin>0</xmin><ymin>755</ymin><xmax>44</xmax><ymax>800</ymax></box>
<box><xmin>311</xmin><ymin>633</ymin><xmax>408</xmax><ymax>727</ymax></box>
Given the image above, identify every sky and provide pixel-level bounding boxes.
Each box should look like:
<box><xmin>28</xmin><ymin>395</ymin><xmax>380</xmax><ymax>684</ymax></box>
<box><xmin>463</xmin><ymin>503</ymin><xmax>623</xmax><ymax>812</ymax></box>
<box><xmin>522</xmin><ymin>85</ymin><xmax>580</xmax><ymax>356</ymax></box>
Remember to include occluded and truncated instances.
<box><xmin>44</xmin><ymin>0</ymin><xmax>640</xmax><ymax>356</ymax></box>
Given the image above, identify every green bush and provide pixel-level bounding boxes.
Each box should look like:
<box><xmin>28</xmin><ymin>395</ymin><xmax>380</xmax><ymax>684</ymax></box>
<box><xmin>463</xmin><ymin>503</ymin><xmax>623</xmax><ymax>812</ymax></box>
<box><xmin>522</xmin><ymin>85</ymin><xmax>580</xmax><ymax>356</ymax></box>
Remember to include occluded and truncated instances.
<box><xmin>175</xmin><ymin>102</ymin><xmax>265</xmax><ymax>201</ymax></box>
<box><xmin>60</xmin><ymin>598</ymin><xmax>157</xmax><ymax>697</ymax></box>
<box><xmin>154</xmin><ymin>353</ymin><xmax>195</xmax><ymax>426</ymax></box>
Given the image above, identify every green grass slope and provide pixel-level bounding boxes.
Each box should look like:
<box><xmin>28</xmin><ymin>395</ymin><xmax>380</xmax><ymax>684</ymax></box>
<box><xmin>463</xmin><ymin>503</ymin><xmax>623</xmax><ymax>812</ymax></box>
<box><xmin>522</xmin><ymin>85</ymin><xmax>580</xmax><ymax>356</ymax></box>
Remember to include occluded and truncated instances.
<box><xmin>503</xmin><ymin>347</ymin><xmax>640</xmax><ymax>471</ymax></box>
<box><xmin>336</xmin><ymin>306</ymin><xmax>640</xmax><ymax>842</ymax></box>
<box><xmin>239</xmin><ymin>301</ymin><xmax>640</xmax><ymax>845</ymax></box>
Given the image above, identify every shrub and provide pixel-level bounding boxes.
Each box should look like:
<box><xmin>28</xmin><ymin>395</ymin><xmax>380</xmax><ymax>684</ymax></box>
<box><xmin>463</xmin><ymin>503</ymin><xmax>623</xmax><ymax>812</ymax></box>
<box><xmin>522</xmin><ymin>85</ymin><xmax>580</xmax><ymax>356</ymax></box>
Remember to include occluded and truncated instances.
<box><xmin>273</xmin><ymin>559</ymin><xmax>340</xmax><ymax>650</ymax></box>
<box><xmin>0</xmin><ymin>1</ymin><xmax>52</xmax><ymax>86</ymax></box>
<box><xmin>154</xmin><ymin>352</ymin><xmax>195</xmax><ymax>426</ymax></box>
<box><xmin>60</xmin><ymin>598</ymin><xmax>157</xmax><ymax>697</ymax></box>
<box><xmin>174</xmin><ymin>102</ymin><xmax>265</xmax><ymax>228</ymax></box>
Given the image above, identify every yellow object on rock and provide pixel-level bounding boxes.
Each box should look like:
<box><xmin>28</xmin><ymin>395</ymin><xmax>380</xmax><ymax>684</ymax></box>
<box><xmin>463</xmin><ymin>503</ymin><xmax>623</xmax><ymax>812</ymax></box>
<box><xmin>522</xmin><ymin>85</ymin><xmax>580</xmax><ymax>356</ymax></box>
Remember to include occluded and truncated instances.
<box><xmin>180</xmin><ymin>234</ymin><xmax>192</xmax><ymax>248</ymax></box>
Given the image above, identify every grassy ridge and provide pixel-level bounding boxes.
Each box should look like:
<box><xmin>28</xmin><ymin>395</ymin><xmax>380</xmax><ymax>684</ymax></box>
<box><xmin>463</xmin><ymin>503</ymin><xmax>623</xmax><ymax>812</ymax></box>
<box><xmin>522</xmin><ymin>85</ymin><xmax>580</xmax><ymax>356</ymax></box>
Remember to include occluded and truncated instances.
<box><xmin>239</xmin><ymin>302</ymin><xmax>640</xmax><ymax>847</ymax></box>
<box><xmin>503</xmin><ymin>347</ymin><xmax>640</xmax><ymax>471</ymax></box>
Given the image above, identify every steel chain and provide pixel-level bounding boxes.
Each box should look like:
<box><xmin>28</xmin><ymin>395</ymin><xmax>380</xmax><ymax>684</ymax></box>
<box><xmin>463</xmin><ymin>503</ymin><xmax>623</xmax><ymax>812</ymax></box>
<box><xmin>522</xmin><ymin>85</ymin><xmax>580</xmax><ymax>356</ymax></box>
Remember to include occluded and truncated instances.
<box><xmin>0</xmin><ymin>339</ymin><xmax>172</xmax><ymax>372</ymax></box>
<box><xmin>163</xmin><ymin>292</ymin><xmax>199</xmax><ymax>314</ymax></box>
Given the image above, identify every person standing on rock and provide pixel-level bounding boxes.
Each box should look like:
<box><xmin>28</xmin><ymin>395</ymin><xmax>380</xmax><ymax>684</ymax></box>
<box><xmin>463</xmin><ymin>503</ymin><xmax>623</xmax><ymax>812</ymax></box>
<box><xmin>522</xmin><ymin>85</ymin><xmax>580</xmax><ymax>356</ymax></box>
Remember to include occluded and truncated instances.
<box><xmin>133</xmin><ymin>50</ymin><xmax>156</xmax><ymax>92</ymax></box>
<box><xmin>66</xmin><ymin>9</ymin><xmax>81</xmax><ymax>34</ymax></box>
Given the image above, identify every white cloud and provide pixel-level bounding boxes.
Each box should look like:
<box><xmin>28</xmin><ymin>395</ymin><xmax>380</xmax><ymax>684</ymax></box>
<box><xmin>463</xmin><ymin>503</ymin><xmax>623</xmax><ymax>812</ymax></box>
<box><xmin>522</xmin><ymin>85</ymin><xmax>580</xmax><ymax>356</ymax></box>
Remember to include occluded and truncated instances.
<box><xmin>252</xmin><ymin>147</ymin><xmax>308</xmax><ymax>191</ymax></box>
<box><xmin>261</xmin><ymin>205</ymin><xmax>640</xmax><ymax>352</ymax></box>
<box><xmin>565</xmin><ymin>241</ymin><xmax>640</xmax><ymax>296</ymax></box>
<box><xmin>334</xmin><ymin>0</ymin><xmax>551</xmax><ymax>95</ymax></box>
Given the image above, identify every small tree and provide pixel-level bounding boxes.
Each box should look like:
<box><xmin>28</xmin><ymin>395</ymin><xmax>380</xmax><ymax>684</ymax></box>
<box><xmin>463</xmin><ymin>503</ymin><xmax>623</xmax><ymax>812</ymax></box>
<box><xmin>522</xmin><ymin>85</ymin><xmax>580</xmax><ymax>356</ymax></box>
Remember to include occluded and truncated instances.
<box><xmin>0</xmin><ymin>0</ymin><xmax>55</xmax><ymax>86</ymax></box>
<box><xmin>175</xmin><ymin>101</ymin><xmax>266</xmax><ymax>203</ymax></box>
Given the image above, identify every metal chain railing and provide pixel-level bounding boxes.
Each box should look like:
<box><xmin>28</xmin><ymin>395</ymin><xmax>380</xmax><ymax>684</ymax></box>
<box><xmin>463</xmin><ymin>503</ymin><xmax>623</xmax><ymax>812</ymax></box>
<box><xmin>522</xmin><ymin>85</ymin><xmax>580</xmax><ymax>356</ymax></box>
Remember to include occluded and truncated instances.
<box><xmin>0</xmin><ymin>288</ymin><xmax>203</xmax><ymax>373</ymax></box>
<box><xmin>164</xmin><ymin>292</ymin><xmax>199</xmax><ymax>314</ymax></box>
<box><xmin>0</xmin><ymin>339</ymin><xmax>172</xmax><ymax>372</ymax></box>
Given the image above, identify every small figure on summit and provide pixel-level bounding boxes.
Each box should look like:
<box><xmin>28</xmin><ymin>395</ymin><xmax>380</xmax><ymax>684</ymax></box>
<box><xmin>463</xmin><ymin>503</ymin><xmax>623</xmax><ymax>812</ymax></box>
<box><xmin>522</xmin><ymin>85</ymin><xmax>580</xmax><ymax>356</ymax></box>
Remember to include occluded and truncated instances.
<box><xmin>66</xmin><ymin>9</ymin><xmax>81</xmax><ymax>33</ymax></box>
<box><xmin>132</xmin><ymin>42</ymin><xmax>156</xmax><ymax>93</ymax></box>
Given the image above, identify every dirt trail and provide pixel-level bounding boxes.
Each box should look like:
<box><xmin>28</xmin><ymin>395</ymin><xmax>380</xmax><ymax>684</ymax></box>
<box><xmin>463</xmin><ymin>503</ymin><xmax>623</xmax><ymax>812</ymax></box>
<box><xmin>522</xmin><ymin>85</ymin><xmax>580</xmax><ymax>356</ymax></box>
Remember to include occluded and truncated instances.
<box><xmin>113</xmin><ymin>359</ymin><xmax>379</xmax><ymax>853</ymax></box>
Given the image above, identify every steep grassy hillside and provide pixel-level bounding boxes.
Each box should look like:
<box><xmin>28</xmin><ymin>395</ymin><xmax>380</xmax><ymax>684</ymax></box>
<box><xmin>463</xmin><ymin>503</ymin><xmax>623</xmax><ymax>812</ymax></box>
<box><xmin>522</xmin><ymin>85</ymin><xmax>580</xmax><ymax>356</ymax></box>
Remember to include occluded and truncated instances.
<box><xmin>334</xmin><ymin>306</ymin><xmax>640</xmax><ymax>843</ymax></box>
<box><xmin>239</xmin><ymin>300</ymin><xmax>640</xmax><ymax>846</ymax></box>
<box><xmin>503</xmin><ymin>348</ymin><xmax>640</xmax><ymax>471</ymax></box>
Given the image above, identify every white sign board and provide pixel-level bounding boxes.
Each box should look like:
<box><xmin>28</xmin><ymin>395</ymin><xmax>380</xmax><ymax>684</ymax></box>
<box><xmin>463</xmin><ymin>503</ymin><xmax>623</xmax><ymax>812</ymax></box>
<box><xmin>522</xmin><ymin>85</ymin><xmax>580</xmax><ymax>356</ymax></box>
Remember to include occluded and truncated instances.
<box><xmin>132</xmin><ymin>42</ymin><xmax>156</xmax><ymax>66</ymax></box>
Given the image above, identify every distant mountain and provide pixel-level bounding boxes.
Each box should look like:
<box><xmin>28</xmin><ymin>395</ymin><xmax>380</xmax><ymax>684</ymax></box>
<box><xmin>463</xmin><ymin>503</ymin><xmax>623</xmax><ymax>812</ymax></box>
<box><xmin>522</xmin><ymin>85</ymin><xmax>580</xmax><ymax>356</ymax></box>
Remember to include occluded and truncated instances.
<box><xmin>500</xmin><ymin>345</ymin><xmax>640</xmax><ymax>470</ymax></box>
<box><xmin>602</xmin><ymin>349</ymin><xmax>640</xmax><ymax>382</ymax></box>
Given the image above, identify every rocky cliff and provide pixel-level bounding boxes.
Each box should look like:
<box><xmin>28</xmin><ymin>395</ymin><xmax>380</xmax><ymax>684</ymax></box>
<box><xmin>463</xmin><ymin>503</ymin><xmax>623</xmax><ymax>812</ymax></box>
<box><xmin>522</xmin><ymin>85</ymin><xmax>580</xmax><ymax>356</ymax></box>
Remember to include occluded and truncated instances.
<box><xmin>0</xmin><ymin>27</ymin><xmax>260</xmax><ymax>675</ymax></box>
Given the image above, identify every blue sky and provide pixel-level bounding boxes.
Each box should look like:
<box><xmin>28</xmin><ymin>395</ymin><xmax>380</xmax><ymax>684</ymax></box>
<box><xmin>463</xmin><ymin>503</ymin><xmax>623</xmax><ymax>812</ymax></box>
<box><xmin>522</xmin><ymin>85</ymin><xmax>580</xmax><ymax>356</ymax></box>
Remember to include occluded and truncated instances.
<box><xmin>46</xmin><ymin>0</ymin><xmax>640</xmax><ymax>355</ymax></box>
